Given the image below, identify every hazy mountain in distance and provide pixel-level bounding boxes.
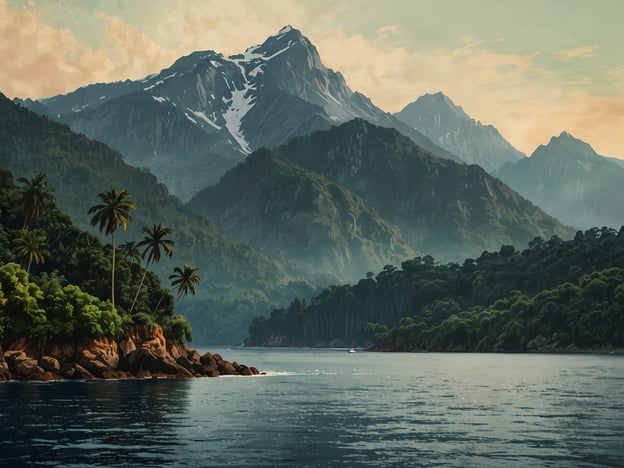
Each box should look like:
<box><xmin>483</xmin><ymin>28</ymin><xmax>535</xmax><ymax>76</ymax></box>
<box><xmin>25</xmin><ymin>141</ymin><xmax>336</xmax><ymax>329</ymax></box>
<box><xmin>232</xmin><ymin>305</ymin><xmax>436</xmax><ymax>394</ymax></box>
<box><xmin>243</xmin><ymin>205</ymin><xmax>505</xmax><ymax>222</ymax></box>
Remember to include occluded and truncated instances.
<box><xmin>187</xmin><ymin>148</ymin><xmax>415</xmax><ymax>282</ymax></box>
<box><xmin>498</xmin><ymin>132</ymin><xmax>624</xmax><ymax>229</ymax></box>
<box><xmin>18</xmin><ymin>26</ymin><xmax>460</xmax><ymax>201</ymax></box>
<box><xmin>394</xmin><ymin>92</ymin><xmax>525</xmax><ymax>173</ymax></box>
<box><xmin>277</xmin><ymin>119</ymin><xmax>573</xmax><ymax>261</ymax></box>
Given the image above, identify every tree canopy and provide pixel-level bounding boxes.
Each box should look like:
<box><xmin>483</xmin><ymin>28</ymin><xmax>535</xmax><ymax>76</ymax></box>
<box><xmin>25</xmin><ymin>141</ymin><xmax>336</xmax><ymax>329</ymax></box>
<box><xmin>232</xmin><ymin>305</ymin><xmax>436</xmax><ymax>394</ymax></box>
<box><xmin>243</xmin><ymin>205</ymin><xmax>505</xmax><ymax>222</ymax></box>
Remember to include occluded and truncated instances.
<box><xmin>0</xmin><ymin>170</ymin><xmax>193</xmax><ymax>346</ymax></box>
<box><xmin>246</xmin><ymin>228</ymin><xmax>624</xmax><ymax>351</ymax></box>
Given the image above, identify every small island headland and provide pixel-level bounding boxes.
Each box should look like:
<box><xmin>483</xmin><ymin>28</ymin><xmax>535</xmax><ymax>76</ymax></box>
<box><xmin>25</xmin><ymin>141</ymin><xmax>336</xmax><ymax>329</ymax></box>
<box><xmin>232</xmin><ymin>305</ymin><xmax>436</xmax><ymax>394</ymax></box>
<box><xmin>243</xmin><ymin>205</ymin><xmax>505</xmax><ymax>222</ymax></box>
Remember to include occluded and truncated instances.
<box><xmin>0</xmin><ymin>325</ymin><xmax>260</xmax><ymax>382</ymax></box>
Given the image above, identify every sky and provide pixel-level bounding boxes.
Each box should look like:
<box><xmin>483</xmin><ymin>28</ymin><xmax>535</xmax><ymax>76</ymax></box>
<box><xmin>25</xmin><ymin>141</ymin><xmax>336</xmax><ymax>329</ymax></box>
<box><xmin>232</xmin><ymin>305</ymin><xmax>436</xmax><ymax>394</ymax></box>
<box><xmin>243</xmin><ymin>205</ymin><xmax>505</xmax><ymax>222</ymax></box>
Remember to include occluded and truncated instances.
<box><xmin>1</xmin><ymin>0</ymin><xmax>623</xmax><ymax>158</ymax></box>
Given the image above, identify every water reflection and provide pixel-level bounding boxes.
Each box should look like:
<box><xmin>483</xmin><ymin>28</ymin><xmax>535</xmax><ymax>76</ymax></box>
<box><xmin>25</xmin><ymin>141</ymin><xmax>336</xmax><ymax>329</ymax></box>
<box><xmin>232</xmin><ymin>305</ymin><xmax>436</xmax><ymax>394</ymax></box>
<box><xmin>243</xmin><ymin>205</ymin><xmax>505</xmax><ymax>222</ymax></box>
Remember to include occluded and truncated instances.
<box><xmin>0</xmin><ymin>379</ymin><xmax>191</xmax><ymax>466</ymax></box>
<box><xmin>1</xmin><ymin>352</ymin><xmax>623</xmax><ymax>467</ymax></box>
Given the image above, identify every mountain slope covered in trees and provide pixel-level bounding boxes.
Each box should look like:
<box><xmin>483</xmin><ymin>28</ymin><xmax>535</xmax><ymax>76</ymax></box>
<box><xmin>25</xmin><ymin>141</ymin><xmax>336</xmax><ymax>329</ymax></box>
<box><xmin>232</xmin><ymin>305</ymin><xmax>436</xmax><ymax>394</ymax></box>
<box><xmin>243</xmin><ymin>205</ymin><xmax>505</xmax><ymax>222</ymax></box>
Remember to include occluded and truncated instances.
<box><xmin>187</xmin><ymin>148</ymin><xmax>415</xmax><ymax>282</ymax></box>
<box><xmin>246</xmin><ymin>228</ymin><xmax>624</xmax><ymax>350</ymax></box>
<box><xmin>0</xmin><ymin>93</ymin><xmax>313</xmax><ymax>343</ymax></box>
<box><xmin>0</xmin><ymin>169</ymin><xmax>189</xmax><ymax>345</ymax></box>
<box><xmin>276</xmin><ymin>119</ymin><xmax>573</xmax><ymax>261</ymax></box>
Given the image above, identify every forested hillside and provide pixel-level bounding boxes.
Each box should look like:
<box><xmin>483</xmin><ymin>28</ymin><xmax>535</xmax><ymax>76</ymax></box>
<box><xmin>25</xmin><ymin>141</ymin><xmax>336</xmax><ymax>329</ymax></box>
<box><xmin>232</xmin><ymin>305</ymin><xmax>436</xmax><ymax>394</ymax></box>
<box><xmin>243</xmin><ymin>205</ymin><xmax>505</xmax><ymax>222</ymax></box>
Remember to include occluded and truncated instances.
<box><xmin>0</xmin><ymin>169</ymin><xmax>189</xmax><ymax>345</ymax></box>
<box><xmin>188</xmin><ymin>148</ymin><xmax>415</xmax><ymax>282</ymax></box>
<box><xmin>246</xmin><ymin>228</ymin><xmax>624</xmax><ymax>351</ymax></box>
<box><xmin>0</xmin><ymin>93</ymin><xmax>313</xmax><ymax>343</ymax></box>
<box><xmin>278</xmin><ymin>119</ymin><xmax>573</xmax><ymax>262</ymax></box>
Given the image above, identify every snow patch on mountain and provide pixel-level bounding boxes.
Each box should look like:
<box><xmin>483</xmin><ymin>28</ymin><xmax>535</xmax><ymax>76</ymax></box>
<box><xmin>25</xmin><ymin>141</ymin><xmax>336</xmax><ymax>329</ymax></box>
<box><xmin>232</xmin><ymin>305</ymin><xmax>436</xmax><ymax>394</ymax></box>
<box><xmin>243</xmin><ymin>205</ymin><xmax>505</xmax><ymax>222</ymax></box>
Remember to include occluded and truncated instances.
<box><xmin>222</xmin><ymin>86</ymin><xmax>254</xmax><ymax>153</ymax></box>
<box><xmin>192</xmin><ymin>110</ymin><xmax>222</xmax><ymax>130</ymax></box>
<box><xmin>277</xmin><ymin>25</ymin><xmax>293</xmax><ymax>37</ymax></box>
<box><xmin>220</xmin><ymin>57</ymin><xmax>258</xmax><ymax>154</ymax></box>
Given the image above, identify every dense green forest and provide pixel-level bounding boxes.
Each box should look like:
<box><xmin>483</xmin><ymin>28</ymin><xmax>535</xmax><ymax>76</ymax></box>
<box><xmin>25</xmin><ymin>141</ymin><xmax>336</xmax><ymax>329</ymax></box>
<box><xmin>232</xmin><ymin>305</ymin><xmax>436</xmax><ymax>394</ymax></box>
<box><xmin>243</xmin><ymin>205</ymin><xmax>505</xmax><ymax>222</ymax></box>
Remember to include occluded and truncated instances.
<box><xmin>246</xmin><ymin>228</ymin><xmax>624</xmax><ymax>351</ymax></box>
<box><xmin>0</xmin><ymin>93</ymin><xmax>315</xmax><ymax>343</ymax></box>
<box><xmin>0</xmin><ymin>169</ymin><xmax>193</xmax><ymax>346</ymax></box>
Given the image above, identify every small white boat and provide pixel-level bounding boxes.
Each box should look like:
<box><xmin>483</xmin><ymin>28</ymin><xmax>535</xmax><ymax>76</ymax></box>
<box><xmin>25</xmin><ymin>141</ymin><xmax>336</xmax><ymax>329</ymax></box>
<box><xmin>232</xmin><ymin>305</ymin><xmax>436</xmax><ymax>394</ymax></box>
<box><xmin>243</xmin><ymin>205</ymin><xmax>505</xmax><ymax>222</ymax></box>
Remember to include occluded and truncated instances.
<box><xmin>348</xmin><ymin>348</ymin><xmax>356</xmax><ymax>353</ymax></box>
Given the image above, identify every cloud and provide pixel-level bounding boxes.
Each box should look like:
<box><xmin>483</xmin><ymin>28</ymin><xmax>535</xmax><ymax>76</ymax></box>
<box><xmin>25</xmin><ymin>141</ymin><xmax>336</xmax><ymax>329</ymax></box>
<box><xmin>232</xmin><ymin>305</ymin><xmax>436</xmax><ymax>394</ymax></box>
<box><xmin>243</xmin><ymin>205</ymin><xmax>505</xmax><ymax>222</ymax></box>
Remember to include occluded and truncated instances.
<box><xmin>96</xmin><ymin>12</ymin><xmax>175</xmax><ymax>80</ymax></box>
<box><xmin>555</xmin><ymin>44</ymin><xmax>601</xmax><ymax>61</ymax></box>
<box><xmin>376</xmin><ymin>24</ymin><xmax>400</xmax><ymax>38</ymax></box>
<box><xmin>0</xmin><ymin>0</ymin><xmax>621</xmax><ymax>158</ymax></box>
<box><xmin>317</xmin><ymin>29</ymin><xmax>624</xmax><ymax>157</ymax></box>
<box><xmin>0</xmin><ymin>0</ymin><xmax>114</xmax><ymax>98</ymax></box>
<box><xmin>147</xmin><ymin>0</ymin><xmax>308</xmax><ymax>57</ymax></box>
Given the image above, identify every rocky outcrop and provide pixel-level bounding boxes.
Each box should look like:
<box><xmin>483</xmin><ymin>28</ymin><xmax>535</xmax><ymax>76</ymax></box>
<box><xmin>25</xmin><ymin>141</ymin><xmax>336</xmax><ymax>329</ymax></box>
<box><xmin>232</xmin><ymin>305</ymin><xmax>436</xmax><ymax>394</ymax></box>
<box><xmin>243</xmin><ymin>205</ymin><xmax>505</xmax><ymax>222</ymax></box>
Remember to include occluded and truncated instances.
<box><xmin>1</xmin><ymin>326</ymin><xmax>261</xmax><ymax>382</ymax></box>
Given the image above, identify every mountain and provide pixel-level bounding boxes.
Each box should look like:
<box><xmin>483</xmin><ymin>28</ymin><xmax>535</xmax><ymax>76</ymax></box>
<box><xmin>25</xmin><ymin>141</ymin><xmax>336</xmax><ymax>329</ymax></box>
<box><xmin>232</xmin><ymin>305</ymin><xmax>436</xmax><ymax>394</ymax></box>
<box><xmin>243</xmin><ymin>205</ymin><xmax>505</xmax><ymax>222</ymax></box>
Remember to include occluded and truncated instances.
<box><xmin>21</xmin><ymin>26</ymin><xmax>460</xmax><ymax>201</ymax></box>
<box><xmin>0</xmin><ymin>92</ymin><xmax>313</xmax><ymax>344</ymax></box>
<box><xmin>497</xmin><ymin>132</ymin><xmax>624</xmax><ymax>229</ymax></box>
<box><xmin>605</xmin><ymin>156</ymin><xmax>624</xmax><ymax>169</ymax></box>
<box><xmin>394</xmin><ymin>92</ymin><xmax>525</xmax><ymax>173</ymax></box>
<box><xmin>276</xmin><ymin>119</ymin><xmax>573</xmax><ymax>261</ymax></box>
<box><xmin>187</xmin><ymin>148</ymin><xmax>415</xmax><ymax>282</ymax></box>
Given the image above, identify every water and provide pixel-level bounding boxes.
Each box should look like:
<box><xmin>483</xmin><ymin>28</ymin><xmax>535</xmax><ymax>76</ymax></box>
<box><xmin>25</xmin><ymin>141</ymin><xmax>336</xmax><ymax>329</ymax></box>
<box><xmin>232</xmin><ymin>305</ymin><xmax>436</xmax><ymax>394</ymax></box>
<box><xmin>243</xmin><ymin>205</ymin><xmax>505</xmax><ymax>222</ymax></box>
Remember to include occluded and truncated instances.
<box><xmin>1</xmin><ymin>349</ymin><xmax>623</xmax><ymax>467</ymax></box>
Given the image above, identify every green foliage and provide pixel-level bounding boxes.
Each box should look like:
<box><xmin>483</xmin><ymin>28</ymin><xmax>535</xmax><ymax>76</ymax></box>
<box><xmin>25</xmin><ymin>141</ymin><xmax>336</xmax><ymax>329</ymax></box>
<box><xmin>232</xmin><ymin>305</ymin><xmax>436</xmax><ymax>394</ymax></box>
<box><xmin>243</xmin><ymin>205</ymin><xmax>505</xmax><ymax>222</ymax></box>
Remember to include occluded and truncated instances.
<box><xmin>169</xmin><ymin>264</ymin><xmax>201</xmax><ymax>299</ymax></box>
<box><xmin>247</xmin><ymin>230</ymin><xmax>624</xmax><ymax>350</ymax></box>
<box><xmin>0</xmin><ymin>262</ymin><xmax>124</xmax><ymax>344</ymax></box>
<box><xmin>88</xmin><ymin>188</ymin><xmax>136</xmax><ymax>308</ymax></box>
<box><xmin>15</xmin><ymin>172</ymin><xmax>54</xmax><ymax>230</ymax></box>
<box><xmin>88</xmin><ymin>188</ymin><xmax>136</xmax><ymax>236</ymax></box>
<box><xmin>0</xmin><ymin>93</ymin><xmax>308</xmax><ymax>343</ymax></box>
<box><xmin>162</xmin><ymin>315</ymin><xmax>193</xmax><ymax>344</ymax></box>
<box><xmin>13</xmin><ymin>228</ymin><xmax>49</xmax><ymax>272</ymax></box>
<box><xmin>0</xmin><ymin>168</ymin><xmax>193</xmax><ymax>345</ymax></box>
<box><xmin>132</xmin><ymin>312</ymin><xmax>156</xmax><ymax>327</ymax></box>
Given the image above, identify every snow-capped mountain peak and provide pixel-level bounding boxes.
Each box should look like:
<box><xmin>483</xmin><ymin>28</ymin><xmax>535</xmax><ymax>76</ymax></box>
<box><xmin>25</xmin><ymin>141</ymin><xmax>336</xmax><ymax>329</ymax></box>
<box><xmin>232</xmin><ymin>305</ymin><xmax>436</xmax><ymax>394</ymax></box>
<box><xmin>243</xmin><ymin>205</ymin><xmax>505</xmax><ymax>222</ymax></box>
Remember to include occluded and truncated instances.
<box><xmin>26</xmin><ymin>26</ymin><xmax>456</xmax><ymax>201</ymax></box>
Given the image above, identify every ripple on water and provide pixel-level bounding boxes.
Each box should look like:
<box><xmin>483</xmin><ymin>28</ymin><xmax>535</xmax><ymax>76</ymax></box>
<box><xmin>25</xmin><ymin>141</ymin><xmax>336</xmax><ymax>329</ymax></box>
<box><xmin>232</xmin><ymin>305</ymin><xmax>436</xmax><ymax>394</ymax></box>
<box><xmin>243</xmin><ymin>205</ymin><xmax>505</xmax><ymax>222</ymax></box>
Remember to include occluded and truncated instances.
<box><xmin>1</xmin><ymin>351</ymin><xmax>623</xmax><ymax>467</ymax></box>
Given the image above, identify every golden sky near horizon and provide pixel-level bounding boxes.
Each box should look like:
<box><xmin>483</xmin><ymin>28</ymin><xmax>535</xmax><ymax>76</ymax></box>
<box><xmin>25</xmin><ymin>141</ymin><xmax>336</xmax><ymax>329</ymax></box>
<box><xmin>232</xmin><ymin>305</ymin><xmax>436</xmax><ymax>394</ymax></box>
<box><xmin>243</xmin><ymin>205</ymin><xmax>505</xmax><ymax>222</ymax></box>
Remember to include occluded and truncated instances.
<box><xmin>1</xmin><ymin>0</ymin><xmax>623</xmax><ymax>158</ymax></box>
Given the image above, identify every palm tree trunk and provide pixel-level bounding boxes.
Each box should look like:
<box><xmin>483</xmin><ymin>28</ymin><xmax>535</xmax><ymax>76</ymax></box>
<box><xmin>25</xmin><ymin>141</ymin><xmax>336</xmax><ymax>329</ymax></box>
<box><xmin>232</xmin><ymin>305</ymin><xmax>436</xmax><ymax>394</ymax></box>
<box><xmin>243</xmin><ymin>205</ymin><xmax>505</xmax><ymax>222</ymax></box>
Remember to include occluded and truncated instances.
<box><xmin>129</xmin><ymin>261</ymin><xmax>151</xmax><ymax>314</ymax></box>
<box><xmin>152</xmin><ymin>293</ymin><xmax>166</xmax><ymax>316</ymax></box>
<box><xmin>111</xmin><ymin>232</ymin><xmax>116</xmax><ymax>308</ymax></box>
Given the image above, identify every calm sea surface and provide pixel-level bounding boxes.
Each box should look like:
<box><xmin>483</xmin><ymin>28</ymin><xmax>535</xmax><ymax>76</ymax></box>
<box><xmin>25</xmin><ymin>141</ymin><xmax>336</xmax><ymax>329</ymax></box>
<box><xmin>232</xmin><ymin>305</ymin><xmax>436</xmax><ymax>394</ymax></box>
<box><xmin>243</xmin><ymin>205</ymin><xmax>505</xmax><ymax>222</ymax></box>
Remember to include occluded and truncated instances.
<box><xmin>1</xmin><ymin>349</ymin><xmax>623</xmax><ymax>467</ymax></box>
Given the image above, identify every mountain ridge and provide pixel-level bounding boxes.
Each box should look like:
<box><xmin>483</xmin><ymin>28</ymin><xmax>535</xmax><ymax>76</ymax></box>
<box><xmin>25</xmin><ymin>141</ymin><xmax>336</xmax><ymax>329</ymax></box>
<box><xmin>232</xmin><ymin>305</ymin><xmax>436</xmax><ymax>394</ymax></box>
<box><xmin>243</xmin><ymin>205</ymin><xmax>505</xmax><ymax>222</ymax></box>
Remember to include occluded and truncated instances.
<box><xmin>0</xmin><ymin>91</ymin><xmax>313</xmax><ymax>344</ymax></box>
<box><xmin>274</xmin><ymin>119</ymin><xmax>573</xmax><ymax>261</ymax></box>
<box><xmin>394</xmin><ymin>92</ymin><xmax>525</xmax><ymax>174</ymax></box>
<box><xmin>187</xmin><ymin>147</ymin><xmax>416</xmax><ymax>282</ymax></box>
<box><xmin>18</xmin><ymin>25</ymin><xmax>461</xmax><ymax>201</ymax></box>
<box><xmin>498</xmin><ymin>131</ymin><xmax>624</xmax><ymax>230</ymax></box>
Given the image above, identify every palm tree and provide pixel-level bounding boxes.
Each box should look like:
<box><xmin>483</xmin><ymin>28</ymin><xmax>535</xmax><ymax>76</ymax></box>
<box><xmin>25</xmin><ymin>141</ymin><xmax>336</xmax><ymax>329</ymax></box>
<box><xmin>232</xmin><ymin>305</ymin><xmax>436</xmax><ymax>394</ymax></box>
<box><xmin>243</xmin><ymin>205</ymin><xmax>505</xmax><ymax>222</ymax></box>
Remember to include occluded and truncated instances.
<box><xmin>153</xmin><ymin>264</ymin><xmax>201</xmax><ymax>315</ymax></box>
<box><xmin>13</xmin><ymin>229</ymin><xmax>49</xmax><ymax>273</ymax></box>
<box><xmin>169</xmin><ymin>264</ymin><xmax>201</xmax><ymax>301</ymax></box>
<box><xmin>88</xmin><ymin>188</ymin><xmax>136</xmax><ymax>308</ymax></box>
<box><xmin>119</xmin><ymin>240</ymin><xmax>142</xmax><ymax>264</ymax></box>
<box><xmin>16</xmin><ymin>173</ymin><xmax>54</xmax><ymax>230</ymax></box>
<box><xmin>129</xmin><ymin>223</ymin><xmax>174</xmax><ymax>314</ymax></box>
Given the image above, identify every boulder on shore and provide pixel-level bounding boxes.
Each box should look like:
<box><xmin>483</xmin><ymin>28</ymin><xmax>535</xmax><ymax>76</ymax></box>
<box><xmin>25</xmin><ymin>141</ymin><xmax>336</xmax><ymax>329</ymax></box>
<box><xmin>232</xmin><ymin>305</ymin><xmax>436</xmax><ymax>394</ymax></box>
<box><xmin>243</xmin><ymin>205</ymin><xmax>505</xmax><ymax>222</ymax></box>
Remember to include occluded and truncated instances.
<box><xmin>1</xmin><ymin>326</ymin><xmax>261</xmax><ymax>382</ymax></box>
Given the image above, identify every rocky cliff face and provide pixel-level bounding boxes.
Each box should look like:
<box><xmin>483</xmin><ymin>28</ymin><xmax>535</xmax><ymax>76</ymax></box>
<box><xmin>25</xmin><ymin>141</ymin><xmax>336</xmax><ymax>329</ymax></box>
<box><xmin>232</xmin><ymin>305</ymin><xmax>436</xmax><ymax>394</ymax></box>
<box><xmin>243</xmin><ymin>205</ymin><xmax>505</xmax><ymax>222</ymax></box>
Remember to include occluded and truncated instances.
<box><xmin>394</xmin><ymin>92</ymin><xmax>525</xmax><ymax>174</ymax></box>
<box><xmin>498</xmin><ymin>132</ymin><xmax>624</xmax><ymax>229</ymax></box>
<box><xmin>279</xmin><ymin>119</ymin><xmax>573</xmax><ymax>261</ymax></box>
<box><xmin>188</xmin><ymin>148</ymin><xmax>415</xmax><ymax>282</ymax></box>
<box><xmin>0</xmin><ymin>326</ymin><xmax>260</xmax><ymax>381</ymax></box>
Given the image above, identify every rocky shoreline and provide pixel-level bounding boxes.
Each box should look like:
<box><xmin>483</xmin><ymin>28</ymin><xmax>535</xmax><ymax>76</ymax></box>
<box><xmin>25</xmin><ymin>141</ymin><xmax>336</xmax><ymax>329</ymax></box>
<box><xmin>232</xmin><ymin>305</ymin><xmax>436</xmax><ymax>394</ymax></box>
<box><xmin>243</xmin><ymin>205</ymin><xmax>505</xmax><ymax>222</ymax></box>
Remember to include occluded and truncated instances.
<box><xmin>0</xmin><ymin>326</ymin><xmax>260</xmax><ymax>382</ymax></box>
